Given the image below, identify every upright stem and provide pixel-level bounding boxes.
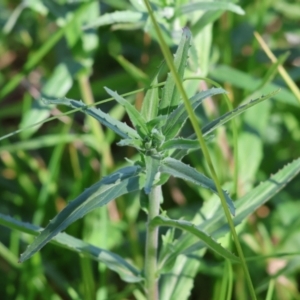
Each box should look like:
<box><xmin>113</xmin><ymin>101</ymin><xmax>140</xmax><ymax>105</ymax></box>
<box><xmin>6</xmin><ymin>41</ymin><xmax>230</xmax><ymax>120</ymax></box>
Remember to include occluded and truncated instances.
<box><xmin>145</xmin><ymin>185</ymin><xmax>162</xmax><ymax>300</ymax></box>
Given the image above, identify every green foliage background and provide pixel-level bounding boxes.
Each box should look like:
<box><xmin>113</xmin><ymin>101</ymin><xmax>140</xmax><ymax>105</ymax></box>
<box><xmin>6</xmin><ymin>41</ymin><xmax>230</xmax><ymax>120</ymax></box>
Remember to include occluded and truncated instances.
<box><xmin>0</xmin><ymin>0</ymin><xmax>300</xmax><ymax>299</ymax></box>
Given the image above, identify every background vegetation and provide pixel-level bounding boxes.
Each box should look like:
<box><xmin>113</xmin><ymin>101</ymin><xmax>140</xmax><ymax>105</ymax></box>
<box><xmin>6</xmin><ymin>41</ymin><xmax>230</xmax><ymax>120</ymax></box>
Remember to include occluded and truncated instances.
<box><xmin>0</xmin><ymin>0</ymin><xmax>300</xmax><ymax>299</ymax></box>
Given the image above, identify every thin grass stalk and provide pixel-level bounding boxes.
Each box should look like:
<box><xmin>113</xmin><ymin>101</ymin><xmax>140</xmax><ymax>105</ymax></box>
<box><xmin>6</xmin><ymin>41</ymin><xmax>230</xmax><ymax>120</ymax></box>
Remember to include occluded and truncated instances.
<box><xmin>145</xmin><ymin>185</ymin><xmax>162</xmax><ymax>300</ymax></box>
<box><xmin>143</xmin><ymin>1</ymin><xmax>257</xmax><ymax>299</ymax></box>
<box><xmin>265</xmin><ymin>279</ymin><xmax>275</xmax><ymax>300</ymax></box>
<box><xmin>80</xmin><ymin>256</ymin><xmax>95</xmax><ymax>300</ymax></box>
<box><xmin>254</xmin><ymin>31</ymin><xmax>300</xmax><ymax>104</ymax></box>
<box><xmin>184</xmin><ymin>76</ymin><xmax>239</xmax><ymax>197</ymax></box>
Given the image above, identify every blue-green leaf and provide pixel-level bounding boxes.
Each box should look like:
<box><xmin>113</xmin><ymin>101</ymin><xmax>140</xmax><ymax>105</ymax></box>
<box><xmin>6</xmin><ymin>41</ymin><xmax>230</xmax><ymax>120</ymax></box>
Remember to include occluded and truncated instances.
<box><xmin>163</xmin><ymin>158</ymin><xmax>300</xmax><ymax>267</ymax></box>
<box><xmin>162</xmin><ymin>87</ymin><xmax>226</xmax><ymax>139</ymax></box>
<box><xmin>82</xmin><ymin>11</ymin><xmax>147</xmax><ymax>30</ymax></box>
<box><xmin>104</xmin><ymin>87</ymin><xmax>149</xmax><ymax>138</ymax></box>
<box><xmin>0</xmin><ymin>213</ymin><xmax>142</xmax><ymax>282</ymax></box>
<box><xmin>159</xmin><ymin>27</ymin><xmax>192</xmax><ymax>115</ymax></box>
<box><xmin>202</xmin><ymin>90</ymin><xmax>280</xmax><ymax>137</ymax></box>
<box><xmin>141</xmin><ymin>61</ymin><xmax>168</xmax><ymax>122</ymax></box>
<box><xmin>178</xmin><ymin>2</ymin><xmax>245</xmax><ymax>16</ymax></box>
<box><xmin>160</xmin><ymin>158</ymin><xmax>235</xmax><ymax>216</ymax></box>
<box><xmin>44</xmin><ymin>97</ymin><xmax>139</xmax><ymax>139</ymax></box>
<box><xmin>144</xmin><ymin>156</ymin><xmax>161</xmax><ymax>194</ymax></box>
<box><xmin>161</xmin><ymin>135</ymin><xmax>213</xmax><ymax>151</ymax></box>
<box><xmin>151</xmin><ymin>216</ymin><xmax>240</xmax><ymax>263</ymax></box>
<box><xmin>19</xmin><ymin>166</ymin><xmax>145</xmax><ymax>262</ymax></box>
<box><xmin>117</xmin><ymin>138</ymin><xmax>143</xmax><ymax>150</ymax></box>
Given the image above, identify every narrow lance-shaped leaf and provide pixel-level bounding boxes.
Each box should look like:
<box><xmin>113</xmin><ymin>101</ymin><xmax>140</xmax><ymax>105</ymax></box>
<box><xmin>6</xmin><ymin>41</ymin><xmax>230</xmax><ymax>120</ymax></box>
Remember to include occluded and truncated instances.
<box><xmin>202</xmin><ymin>89</ymin><xmax>280</xmax><ymax>136</ymax></box>
<box><xmin>104</xmin><ymin>87</ymin><xmax>149</xmax><ymax>138</ymax></box>
<box><xmin>164</xmin><ymin>158</ymin><xmax>300</xmax><ymax>265</ymax></box>
<box><xmin>19</xmin><ymin>166</ymin><xmax>145</xmax><ymax>262</ymax></box>
<box><xmin>159</xmin><ymin>27</ymin><xmax>191</xmax><ymax>115</ymax></box>
<box><xmin>0</xmin><ymin>213</ymin><xmax>142</xmax><ymax>282</ymax></box>
<box><xmin>160</xmin><ymin>157</ymin><xmax>235</xmax><ymax>216</ymax></box>
<box><xmin>162</xmin><ymin>87</ymin><xmax>226</xmax><ymax>139</ymax></box>
<box><xmin>161</xmin><ymin>135</ymin><xmax>213</xmax><ymax>151</ymax></box>
<box><xmin>144</xmin><ymin>156</ymin><xmax>161</xmax><ymax>194</ymax></box>
<box><xmin>173</xmin><ymin>90</ymin><xmax>280</xmax><ymax>160</ymax></box>
<box><xmin>44</xmin><ymin>97</ymin><xmax>139</xmax><ymax>139</ymax></box>
<box><xmin>117</xmin><ymin>138</ymin><xmax>143</xmax><ymax>150</ymax></box>
<box><xmin>151</xmin><ymin>216</ymin><xmax>240</xmax><ymax>263</ymax></box>
<box><xmin>146</xmin><ymin>115</ymin><xmax>168</xmax><ymax>131</ymax></box>
<box><xmin>82</xmin><ymin>10</ymin><xmax>147</xmax><ymax>30</ymax></box>
<box><xmin>141</xmin><ymin>61</ymin><xmax>168</xmax><ymax>122</ymax></box>
<box><xmin>178</xmin><ymin>2</ymin><xmax>245</xmax><ymax>16</ymax></box>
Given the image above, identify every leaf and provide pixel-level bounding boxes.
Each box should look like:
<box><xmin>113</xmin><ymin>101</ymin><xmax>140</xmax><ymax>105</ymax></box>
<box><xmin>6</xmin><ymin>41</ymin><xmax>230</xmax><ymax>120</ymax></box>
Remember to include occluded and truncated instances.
<box><xmin>19</xmin><ymin>166</ymin><xmax>145</xmax><ymax>262</ymax></box>
<box><xmin>161</xmin><ymin>138</ymin><xmax>200</xmax><ymax>151</ymax></box>
<box><xmin>141</xmin><ymin>61</ymin><xmax>168</xmax><ymax>122</ymax></box>
<box><xmin>159</xmin><ymin>27</ymin><xmax>192</xmax><ymax>115</ymax></box>
<box><xmin>162</xmin><ymin>87</ymin><xmax>226</xmax><ymax>139</ymax></box>
<box><xmin>0</xmin><ymin>213</ymin><xmax>142</xmax><ymax>282</ymax></box>
<box><xmin>178</xmin><ymin>2</ymin><xmax>245</xmax><ymax>16</ymax></box>
<box><xmin>82</xmin><ymin>10</ymin><xmax>147</xmax><ymax>30</ymax></box>
<box><xmin>44</xmin><ymin>97</ymin><xmax>140</xmax><ymax>139</ymax></box>
<box><xmin>160</xmin><ymin>157</ymin><xmax>235</xmax><ymax>216</ymax></box>
<box><xmin>166</xmin><ymin>158</ymin><xmax>300</xmax><ymax>263</ymax></box>
<box><xmin>144</xmin><ymin>156</ymin><xmax>161</xmax><ymax>194</ymax></box>
<box><xmin>151</xmin><ymin>216</ymin><xmax>240</xmax><ymax>263</ymax></box>
<box><xmin>201</xmin><ymin>90</ymin><xmax>279</xmax><ymax>136</ymax></box>
<box><xmin>172</xmin><ymin>90</ymin><xmax>279</xmax><ymax>160</ymax></box>
<box><xmin>117</xmin><ymin>138</ymin><xmax>143</xmax><ymax>150</ymax></box>
<box><xmin>104</xmin><ymin>87</ymin><xmax>149</xmax><ymax>138</ymax></box>
<box><xmin>146</xmin><ymin>115</ymin><xmax>168</xmax><ymax>131</ymax></box>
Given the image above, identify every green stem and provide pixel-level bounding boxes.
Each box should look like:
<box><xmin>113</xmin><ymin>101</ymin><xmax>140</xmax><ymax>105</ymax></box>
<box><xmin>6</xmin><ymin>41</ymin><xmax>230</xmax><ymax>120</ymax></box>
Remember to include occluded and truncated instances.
<box><xmin>145</xmin><ymin>185</ymin><xmax>162</xmax><ymax>300</ymax></box>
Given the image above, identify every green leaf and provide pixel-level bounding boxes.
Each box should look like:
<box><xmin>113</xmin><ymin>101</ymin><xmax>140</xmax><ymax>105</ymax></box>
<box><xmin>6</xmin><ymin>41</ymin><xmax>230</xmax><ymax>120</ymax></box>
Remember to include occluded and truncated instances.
<box><xmin>0</xmin><ymin>213</ymin><xmax>142</xmax><ymax>282</ymax></box>
<box><xmin>201</xmin><ymin>90</ymin><xmax>279</xmax><ymax>137</ymax></box>
<box><xmin>44</xmin><ymin>97</ymin><xmax>140</xmax><ymax>139</ymax></box>
<box><xmin>146</xmin><ymin>115</ymin><xmax>168</xmax><ymax>131</ymax></box>
<box><xmin>141</xmin><ymin>61</ymin><xmax>168</xmax><ymax>122</ymax></box>
<box><xmin>160</xmin><ymin>158</ymin><xmax>235</xmax><ymax>216</ymax></box>
<box><xmin>159</xmin><ymin>27</ymin><xmax>192</xmax><ymax>115</ymax></box>
<box><xmin>178</xmin><ymin>2</ymin><xmax>245</xmax><ymax>16</ymax></box>
<box><xmin>166</xmin><ymin>158</ymin><xmax>300</xmax><ymax>263</ymax></box>
<box><xmin>161</xmin><ymin>138</ymin><xmax>200</xmax><ymax>151</ymax></box>
<box><xmin>151</xmin><ymin>216</ymin><xmax>240</xmax><ymax>263</ymax></box>
<box><xmin>117</xmin><ymin>138</ymin><xmax>143</xmax><ymax>150</ymax></box>
<box><xmin>104</xmin><ymin>87</ymin><xmax>149</xmax><ymax>138</ymax></box>
<box><xmin>162</xmin><ymin>87</ymin><xmax>226</xmax><ymax>139</ymax></box>
<box><xmin>144</xmin><ymin>156</ymin><xmax>161</xmax><ymax>194</ymax></box>
<box><xmin>161</xmin><ymin>135</ymin><xmax>213</xmax><ymax>151</ymax></box>
<box><xmin>19</xmin><ymin>166</ymin><xmax>145</xmax><ymax>262</ymax></box>
<box><xmin>82</xmin><ymin>10</ymin><xmax>147</xmax><ymax>30</ymax></box>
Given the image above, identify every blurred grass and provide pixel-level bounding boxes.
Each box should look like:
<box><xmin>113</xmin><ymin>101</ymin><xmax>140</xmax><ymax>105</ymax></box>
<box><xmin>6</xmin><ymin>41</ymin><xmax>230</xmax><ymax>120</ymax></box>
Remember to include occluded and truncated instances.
<box><xmin>1</xmin><ymin>1</ymin><xmax>300</xmax><ymax>299</ymax></box>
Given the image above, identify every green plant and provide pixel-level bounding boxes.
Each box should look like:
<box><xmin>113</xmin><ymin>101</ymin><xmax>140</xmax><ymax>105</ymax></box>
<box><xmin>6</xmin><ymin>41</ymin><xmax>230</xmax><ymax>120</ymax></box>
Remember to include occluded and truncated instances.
<box><xmin>3</xmin><ymin>27</ymin><xmax>296</xmax><ymax>300</ymax></box>
<box><xmin>1</xmin><ymin>1</ymin><xmax>300</xmax><ymax>300</ymax></box>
